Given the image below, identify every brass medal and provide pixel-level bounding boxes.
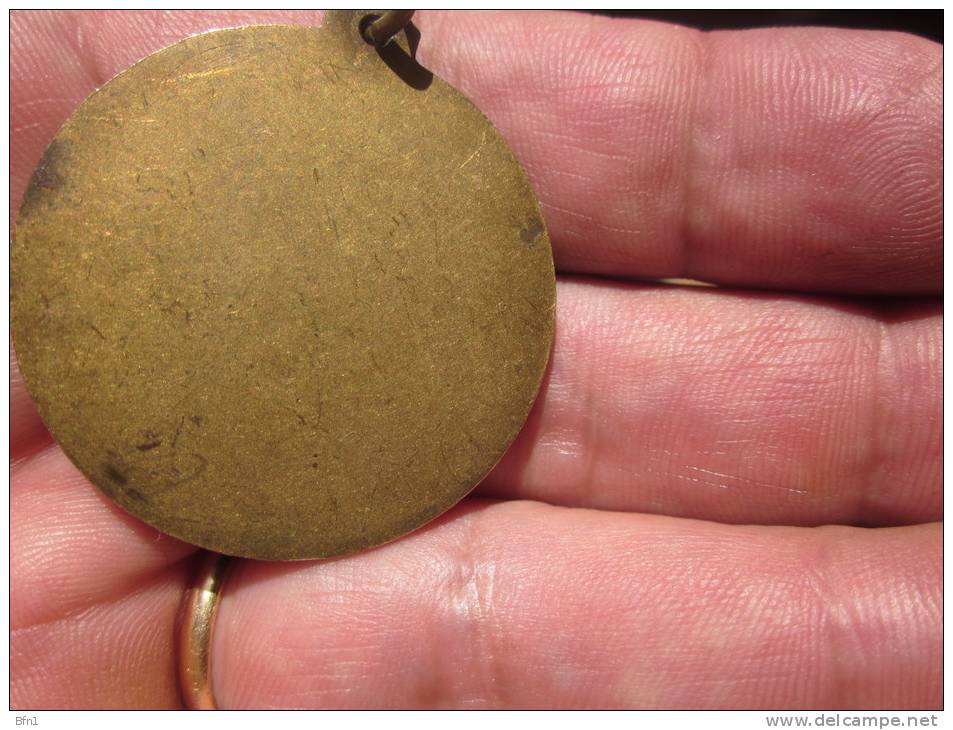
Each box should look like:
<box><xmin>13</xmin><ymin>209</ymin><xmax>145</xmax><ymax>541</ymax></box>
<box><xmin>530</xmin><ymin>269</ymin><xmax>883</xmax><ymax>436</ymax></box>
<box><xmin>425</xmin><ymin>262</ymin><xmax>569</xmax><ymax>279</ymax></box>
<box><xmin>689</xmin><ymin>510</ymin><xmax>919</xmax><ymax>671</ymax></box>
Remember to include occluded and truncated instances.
<box><xmin>11</xmin><ymin>12</ymin><xmax>555</xmax><ymax>560</ymax></box>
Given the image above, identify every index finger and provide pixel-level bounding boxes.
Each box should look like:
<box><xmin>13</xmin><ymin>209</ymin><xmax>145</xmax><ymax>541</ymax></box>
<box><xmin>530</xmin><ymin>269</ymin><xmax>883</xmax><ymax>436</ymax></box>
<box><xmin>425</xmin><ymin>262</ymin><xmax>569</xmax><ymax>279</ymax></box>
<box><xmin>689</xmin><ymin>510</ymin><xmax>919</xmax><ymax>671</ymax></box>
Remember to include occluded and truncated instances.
<box><xmin>416</xmin><ymin>11</ymin><xmax>941</xmax><ymax>294</ymax></box>
<box><xmin>11</xmin><ymin>10</ymin><xmax>942</xmax><ymax>295</ymax></box>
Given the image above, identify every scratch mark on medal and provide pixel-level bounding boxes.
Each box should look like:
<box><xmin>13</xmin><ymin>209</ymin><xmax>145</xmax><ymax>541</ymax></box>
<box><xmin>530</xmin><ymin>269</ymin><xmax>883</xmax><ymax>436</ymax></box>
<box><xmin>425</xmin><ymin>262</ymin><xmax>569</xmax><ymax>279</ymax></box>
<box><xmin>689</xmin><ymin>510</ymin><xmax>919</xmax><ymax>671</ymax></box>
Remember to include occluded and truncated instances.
<box><xmin>167</xmin><ymin>452</ymin><xmax>208</xmax><ymax>486</ymax></box>
<box><xmin>458</xmin><ymin>130</ymin><xmax>488</xmax><ymax>170</ymax></box>
<box><xmin>136</xmin><ymin>435</ymin><xmax>163</xmax><ymax>451</ymax></box>
<box><xmin>439</xmin><ymin>443</ymin><xmax>464</xmax><ymax>482</ymax></box>
<box><xmin>170</xmin><ymin>415</ymin><xmax>186</xmax><ymax>448</ymax></box>
<box><xmin>281</xmin><ymin>404</ymin><xmax>308</xmax><ymax>427</ymax></box>
<box><xmin>166</xmin><ymin>41</ymin><xmax>242</xmax><ymax>78</ymax></box>
<box><xmin>461</xmin><ymin>428</ymin><xmax>480</xmax><ymax>454</ymax></box>
<box><xmin>87</xmin><ymin>115</ymin><xmax>158</xmax><ymax>124</ymax></box>
<box><xmin>394</xmin><ymin>273</ymin><xmax>419</xmax><ymax>330</ymax></box>
<box><xmin>325</xmin><ymin>205</ymin><xmax>341</xmax><ymax>247</ymax></box>
<box><xmin>86</xmin><ymin>321</ymin><xmax>107</xmax><ymax>340</ymax></box>
<box><xmin>321</xmin><ymin>63</ymin><xmax>350</xmax><ymax>86</ymax></box>
<box><xmin>169</xmin><ymin>65</ymin><xmax>236</xmax><ymax>83</ymax></box>
<box><xmin>329</xmin><ymin>63</ymin><xmax>351</xmax><ymax>83</ymax></box>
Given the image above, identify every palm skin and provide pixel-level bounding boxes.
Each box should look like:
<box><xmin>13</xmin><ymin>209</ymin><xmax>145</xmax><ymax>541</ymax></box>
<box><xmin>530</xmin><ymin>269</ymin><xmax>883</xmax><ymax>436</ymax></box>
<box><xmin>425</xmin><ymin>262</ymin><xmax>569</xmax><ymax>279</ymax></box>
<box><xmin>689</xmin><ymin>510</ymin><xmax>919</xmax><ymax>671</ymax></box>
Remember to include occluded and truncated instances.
<box><xmin>11</xmin><ymin>10</ymin><xmax>941</xmax><ymax>709</ymax></box>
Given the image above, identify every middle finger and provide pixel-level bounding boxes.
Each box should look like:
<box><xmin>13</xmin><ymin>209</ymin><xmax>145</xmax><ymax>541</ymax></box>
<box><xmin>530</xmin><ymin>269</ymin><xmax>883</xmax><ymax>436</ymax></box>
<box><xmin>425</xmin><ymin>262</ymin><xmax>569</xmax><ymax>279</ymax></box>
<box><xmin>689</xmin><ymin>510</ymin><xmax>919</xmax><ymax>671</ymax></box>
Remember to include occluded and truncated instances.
<box><xmin>479</xmin><ymin>277</ymin><xmax>941</xmax><ymax>527</ymax></box>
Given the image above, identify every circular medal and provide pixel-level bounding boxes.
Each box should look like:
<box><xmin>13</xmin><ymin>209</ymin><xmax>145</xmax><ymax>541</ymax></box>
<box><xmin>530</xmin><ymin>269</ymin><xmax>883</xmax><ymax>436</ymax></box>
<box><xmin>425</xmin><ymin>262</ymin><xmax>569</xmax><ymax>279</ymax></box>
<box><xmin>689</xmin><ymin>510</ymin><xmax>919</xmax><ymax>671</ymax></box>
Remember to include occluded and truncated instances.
<box><xmin>11</xmin><ymin>13</ymin><xmax>555</xmax><ymax>560</ymax></box>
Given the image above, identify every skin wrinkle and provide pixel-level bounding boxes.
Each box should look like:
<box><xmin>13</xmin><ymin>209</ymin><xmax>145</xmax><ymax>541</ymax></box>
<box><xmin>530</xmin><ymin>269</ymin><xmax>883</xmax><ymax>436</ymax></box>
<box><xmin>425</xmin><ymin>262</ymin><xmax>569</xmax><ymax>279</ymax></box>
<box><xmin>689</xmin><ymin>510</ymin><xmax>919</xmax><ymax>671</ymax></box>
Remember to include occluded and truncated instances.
<box><xmin>862</xmin><ymin>312</ymin><xmax>941</xmax><ymax>524</ymax></box>
<box><xmin>802</xmin><ymin>531</ymin><xmax>868</xmax><ymax>707</ymax></box>
<box><xmin>855</xmin><ymin>318</ymin><xmax>888</xmax><ymax>525</ymax></box>
<box><xmin>466</xmin><ymin>514</ymin><xmax>505</xmax><ymax>708</ymax></box>
<box><xmin>677</xmin><ymin>28</ymin><xmax>708</xmax><ymax>280</ymax></box>
<box><xmin>11</xmin><ymin>558</ymin><xmax>186</xmax><ymax>636</ymax></box>
<box><xmin>437</xmin><ymin>506</ymin><xmax>503</xmax><ymax>708</ymax></box>
<box><xmin>579</xmin><ymin>305</ymin><xmax>604</xmax><ymax>510</ymax></box>
<box><xmin>820</xmin><ymin>529</ymin><xmax>938</xmax><ymax>706</ymax></box>
<box><xmin>70</xmin><ymin>19</ymin><xmax>108</xmax><ymax>88</ymax></box>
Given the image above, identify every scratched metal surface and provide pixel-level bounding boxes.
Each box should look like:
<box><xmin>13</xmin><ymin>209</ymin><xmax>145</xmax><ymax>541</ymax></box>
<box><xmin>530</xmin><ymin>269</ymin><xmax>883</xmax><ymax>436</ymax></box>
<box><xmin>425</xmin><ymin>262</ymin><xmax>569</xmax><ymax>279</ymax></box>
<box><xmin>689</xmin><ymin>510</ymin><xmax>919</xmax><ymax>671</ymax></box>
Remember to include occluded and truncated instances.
<box><xmin>11</xmin><ymin>14</ymin><xmax>556</xmax><ymax>560</ymax></box>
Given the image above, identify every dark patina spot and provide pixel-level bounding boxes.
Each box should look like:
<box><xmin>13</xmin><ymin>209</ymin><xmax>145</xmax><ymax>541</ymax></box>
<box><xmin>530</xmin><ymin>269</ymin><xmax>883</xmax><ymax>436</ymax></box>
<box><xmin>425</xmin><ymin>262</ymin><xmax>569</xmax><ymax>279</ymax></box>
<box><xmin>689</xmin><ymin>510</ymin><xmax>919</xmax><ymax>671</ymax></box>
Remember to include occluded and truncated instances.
<box><xmin>136</xmin><ymin>429</ymin><xmax>163</xmax><ymax>451</ymax></box>
<box><xmin>124</xmin><ymin>487</ymin><xmax>149</xmax><ymax>503</ymax></box>
<box><xmin>519</xmin><ymin>218</ymin><xmax>544</xmax><ymax>249</ymax></box>
<box><xmin>20</xmin><ymin>138</ymin><xmax>70</xmax><ymax>216</ymax></box>
<box><xmin>103</xmin><ymin>462</ymin><xmax>128</xmax><ymax>486</ymax></box>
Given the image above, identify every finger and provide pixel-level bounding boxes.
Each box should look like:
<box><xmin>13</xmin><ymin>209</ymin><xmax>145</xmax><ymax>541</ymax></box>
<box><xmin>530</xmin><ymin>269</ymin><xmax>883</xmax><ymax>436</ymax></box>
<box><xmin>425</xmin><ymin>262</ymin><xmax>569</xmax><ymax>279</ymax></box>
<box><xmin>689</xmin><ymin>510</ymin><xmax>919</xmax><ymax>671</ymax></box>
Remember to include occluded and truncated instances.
<box><xmin>213</xmin><ymin>500</ymin><xmax>941</xmax><ymax>709</ymax></box>
<box><xmin>11</xmin><ymin>277</ymin><xmax>941</xmax><ymax>527</ymax></box>
<box><xmin>11</xmin><ymin>447</ymin><xmax>195</xmax><ymax>707</ymax></box>
<box><xmin>415</xmin><ymin>11</ymin><xmax>941</xmax><ymax>293</ymax></box>
<box><xmin>480</xmin><ymin>278</ymin><xmax>941</xmax><ymax>526</ymax></box>
<box><xmin>11</xmin><ymin>572</ymin><xmax>184</xmax><ymax>708</ymax></box>
<box><xmin>11</xmin><ymin>446</ymin><xmax>194</xmax><ymax>631</ymax></box>
<box><xmin>12</xmin><ymin>12</ymin><xmax>941</xmax><ymax>294</ymax></box>
<box><xmin>11</xmin><ymin>344</ymin><xmax>51</xmax><ymax>462</ymax></box>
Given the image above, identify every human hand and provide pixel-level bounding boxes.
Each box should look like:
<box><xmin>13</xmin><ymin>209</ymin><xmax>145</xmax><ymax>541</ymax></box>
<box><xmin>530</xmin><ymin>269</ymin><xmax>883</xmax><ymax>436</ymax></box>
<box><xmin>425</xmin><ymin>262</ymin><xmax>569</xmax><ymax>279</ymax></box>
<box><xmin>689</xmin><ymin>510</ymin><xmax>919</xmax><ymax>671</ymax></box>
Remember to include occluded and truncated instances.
<box><xmin>11</xmin><ymin>10</ymin><xmax>941</xmax><ymax>709</ymax></box>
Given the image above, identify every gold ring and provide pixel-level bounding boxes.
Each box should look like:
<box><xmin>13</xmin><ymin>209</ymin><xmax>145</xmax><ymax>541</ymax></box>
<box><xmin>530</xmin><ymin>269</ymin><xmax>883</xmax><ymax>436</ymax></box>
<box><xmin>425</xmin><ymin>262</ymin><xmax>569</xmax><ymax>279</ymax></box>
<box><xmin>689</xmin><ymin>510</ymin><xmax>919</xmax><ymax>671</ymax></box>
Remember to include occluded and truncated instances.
<box><xmin>176</xmin><ymin>551</ymin><xmax>231</xmax><ymax>710</ymax></box>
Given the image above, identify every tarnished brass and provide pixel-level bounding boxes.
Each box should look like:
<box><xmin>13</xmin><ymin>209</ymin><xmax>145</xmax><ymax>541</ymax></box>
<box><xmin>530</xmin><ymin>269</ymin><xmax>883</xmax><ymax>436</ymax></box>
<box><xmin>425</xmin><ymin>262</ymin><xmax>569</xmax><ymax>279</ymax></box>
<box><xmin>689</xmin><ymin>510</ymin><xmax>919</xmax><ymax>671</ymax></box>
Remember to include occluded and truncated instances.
<box><xmin>11</xmin><ymin>12</ymin><xmax>555</xmax><ymax>560</ymax></box>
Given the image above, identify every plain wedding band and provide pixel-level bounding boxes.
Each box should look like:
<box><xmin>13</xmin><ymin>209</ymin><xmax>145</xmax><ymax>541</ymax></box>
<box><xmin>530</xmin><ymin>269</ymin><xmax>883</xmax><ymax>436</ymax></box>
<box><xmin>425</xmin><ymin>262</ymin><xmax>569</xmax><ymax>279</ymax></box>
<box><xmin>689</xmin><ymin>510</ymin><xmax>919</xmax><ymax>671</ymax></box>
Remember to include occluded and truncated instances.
<box><xmin>176</xmin><ymin>551</ymin><xmax>231</xmax><ymax>710</ymax></box>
